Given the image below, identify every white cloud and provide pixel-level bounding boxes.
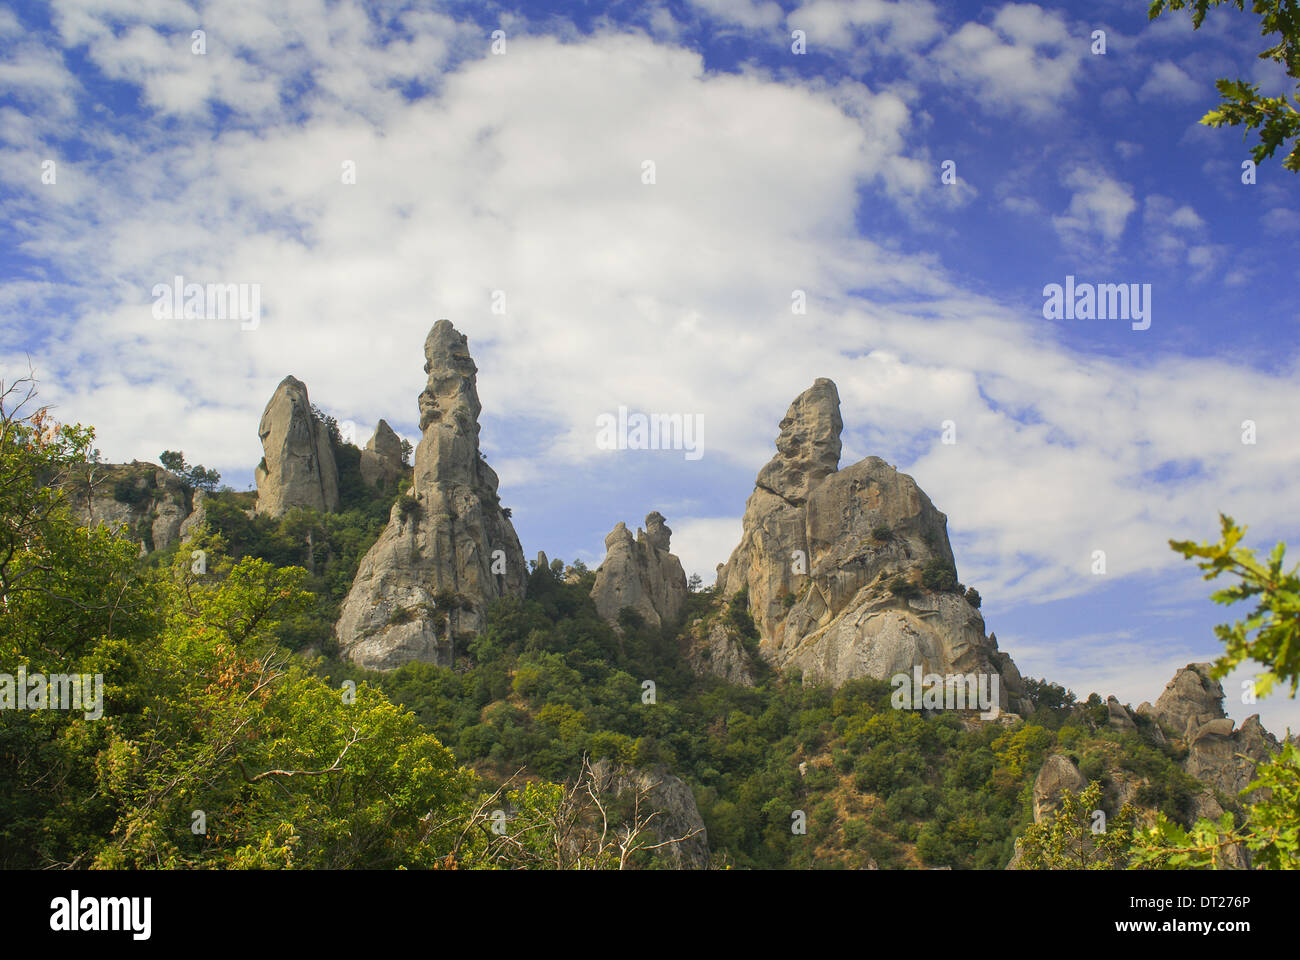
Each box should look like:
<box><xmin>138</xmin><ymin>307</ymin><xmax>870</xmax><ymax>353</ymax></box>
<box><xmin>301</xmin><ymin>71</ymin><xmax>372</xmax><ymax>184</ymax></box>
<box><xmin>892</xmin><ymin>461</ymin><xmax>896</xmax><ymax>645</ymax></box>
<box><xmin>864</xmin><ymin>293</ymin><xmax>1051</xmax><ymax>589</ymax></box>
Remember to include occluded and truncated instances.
<box><xmin>1142</xmin><ymin>194</ymin><xmax>1220</xmax><ymax>277</ymax></box>
<box><xmin>7</xmin><ymin>2</ymin><xmax>1300</xmax><ymax>651</ymax></box>
<box><xmin>787</xmin><ymin>0</ymin><xmax>943</xmax><ymax>52</ymax></box>
<box><xmin>1138</xmin><ymin>60</ymin><xmax>1202</xmax><ymax>102</ymax></box>
<box><xmin>664</xmin><ymin>516</ymin><xmax>745</xmax><ymax>585</ymax></box>
<box><xmin>1052</xmin><ymin>166</ymin><xmax>1136</xmax><ymax>251</ymax></box>
<box><xmin>933</xmin><ymin>3</ymin><xmax>1083</xmax><ymax>117</ymax></box>
<box><xmin>1264</xmin><ymin>208</ymin><xmax>1300</xmax><ymax>233</ymax></box>
<box><xmin>685</xmin><ymin>0</ymin><xmax>784</xmax><ymax>30</ymax></box>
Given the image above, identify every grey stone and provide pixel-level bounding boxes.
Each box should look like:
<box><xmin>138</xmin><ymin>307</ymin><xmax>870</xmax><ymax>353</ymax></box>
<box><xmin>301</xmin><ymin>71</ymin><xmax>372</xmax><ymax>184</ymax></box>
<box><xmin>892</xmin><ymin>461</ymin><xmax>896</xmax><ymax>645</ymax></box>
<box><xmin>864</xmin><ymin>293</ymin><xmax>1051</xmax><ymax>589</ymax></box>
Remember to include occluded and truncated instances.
<box><xmin>254</xmin><ymin>376</ymin><xmax>340</xmax><ymax>517</ymax></box>
<box><xmin>335</xmin><ymin>320</ymin><xmax>526</xmax><ymax>670</ymax></box>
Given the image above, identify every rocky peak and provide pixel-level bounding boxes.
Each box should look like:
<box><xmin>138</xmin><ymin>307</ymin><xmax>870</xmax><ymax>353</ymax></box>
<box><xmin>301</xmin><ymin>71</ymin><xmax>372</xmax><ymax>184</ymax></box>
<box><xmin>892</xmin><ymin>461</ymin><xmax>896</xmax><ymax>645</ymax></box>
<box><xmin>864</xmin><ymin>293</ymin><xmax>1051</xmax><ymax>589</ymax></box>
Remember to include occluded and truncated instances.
<box><xmin>335</xmin><ymin>320</ymin><xmax>525</xmax><ymax>670</ymax></box>
<box><xmin>367</xmin><ymin>419</ymin><xmax>403</xmax><ymax>460</ymax></box>
<box><xmin>717</xmin><ymin>378</ymin><xmax>1025</xmax><ymax>710</ymax></box>
<box><xmin>1140</xmin><ymin>662</ymin><xmax>1280</xmax><ymax>807</ymax></box>
<box><xmin>254</xmin><ymin>375</ymin><xmax>340</xmax><ymax>517</ymax></box>
<box><xmin>419</xmin><ymin>319</ymin><xmax>481</xmax><ymax>434</ymax></box>
<box><xmin>359</xmin><ymin>419</ymin><xmax>404</xmax><ymax>491</ymax></box>
<box><xmin>1143</xmin><ymin>663</ymin><xmax>1225</xmax><ymax>736</ymax></box>
<box><xmin>591</xmin><ymin>512</ymin><xmax>688</xmax><ymax>630</ymax></box>
<box><xmin>643</xmin><ymin>511</ymin><xmax>671</xmax><ymax>551</ymax></box>
<box><xmin>756</xmin><ymin>378</ymin><xmax>843</xmax><ymax>504</ymax></box>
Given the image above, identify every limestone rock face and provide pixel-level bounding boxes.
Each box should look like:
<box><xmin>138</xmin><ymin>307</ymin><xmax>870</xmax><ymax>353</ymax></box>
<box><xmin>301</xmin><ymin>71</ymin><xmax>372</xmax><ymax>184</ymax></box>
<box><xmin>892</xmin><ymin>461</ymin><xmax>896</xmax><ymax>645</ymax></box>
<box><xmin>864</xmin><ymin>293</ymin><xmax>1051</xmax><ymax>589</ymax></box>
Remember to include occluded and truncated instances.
<box><xmin>685</xmin><ymin>615</ymin><xmax>757</xmax><ymax>687</ymax></box>
<box><xmin>590</xmin><ymin>760</ymin><xmax>709</xmax><ymax>869</ymax></box>
<box><xmin>254</xmin><ymin>376</ymin><xmax>340</xmax><ymax>517</ymax></box>
<box><xmin>67</xmin><ymin>462</ymin><xmax>195</xmax><ymax>554</ymax></box>
<box><xmin>717</xmin><ymin>379</ymin><xmax>1026</xmax><ymax>711</ymax></box>
<box><xmin>1146</xmin><ymin>664</ymin><xmax>1282</xmax><ymax>804</ymax></box>
<box><xmin>1148</xmin><ymin>664</ymin><xmax>1225</xmax><ymax>737</ymax></box>
<box><xmin>1106</xmin><ymin>696</ymin><xmax>1137</xmax><ymax>731</ymax></box>
<box><xmin>591</xmin><ymin>512</ymin><xmax>688</xmax><ymax>630</ymax></box>
<box><xmin>335</xmin><ymin>320</ymin><xmax>526</xmax><ymax>670</ymax></box>
<box><xmin>1032</xmin><ymin>754</ymin><xmax>1087</xmax><ymax>823</ymax></box>
<box><xmin>359</xmin><ymin>419</ymin><xmax>405</xmax><ymax>491</ymax></box>
<box><xmin>179</xmin><ymin>489</ymin><xmax>207</xmax><ymax>542</ymax></box>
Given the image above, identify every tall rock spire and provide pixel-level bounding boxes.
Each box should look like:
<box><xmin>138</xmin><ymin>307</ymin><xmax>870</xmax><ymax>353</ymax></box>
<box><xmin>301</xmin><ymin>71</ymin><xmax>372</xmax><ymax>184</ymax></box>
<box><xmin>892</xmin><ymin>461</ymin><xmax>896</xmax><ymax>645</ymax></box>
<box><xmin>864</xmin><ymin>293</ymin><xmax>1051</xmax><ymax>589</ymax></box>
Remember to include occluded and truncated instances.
<box><xmin>254</xmin><ymin>376</ymin><xmax>340</xmax><ymax>517</ymax></box>
<box><xmin>755</xmin><ymin>378</ymin><xmax>842</xmax><ymax>504</ymax></box>
<box><xmin>359</xmin><ymin>419</ymin><xmax>404</xmax><ymax>491</ymax></box>
<box><xmin>335</xmin><ymin>320</ymin><xmax>526</xmax><ymax>670</ymax></box>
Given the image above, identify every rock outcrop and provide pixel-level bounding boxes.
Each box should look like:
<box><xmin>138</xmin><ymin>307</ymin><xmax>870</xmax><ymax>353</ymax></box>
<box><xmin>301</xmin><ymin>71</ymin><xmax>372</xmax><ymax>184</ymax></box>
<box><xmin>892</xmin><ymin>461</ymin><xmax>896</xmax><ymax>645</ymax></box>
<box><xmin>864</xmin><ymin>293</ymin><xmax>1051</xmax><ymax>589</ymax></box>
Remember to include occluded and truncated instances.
<box><xmin>335</xmin><ymin>320</ymin><xmax>526</xmax><ymax>670</ymax></box>
<box><xmin>684</xmin><ymin>614</ymin><xmax>758</xmax><ymax>687</ymax></box>
<box><xmin>717</xmin><ymin>379</ymin><xmax>1027</xmax><ymax>712</ymax></box>
<box><xmin>254</xmin><ymin>376</ymin><xmax>340</xmax><ymax>517</ymax></box>
<box><xmin>1141</xmin><ymin>663</ymin><xmax>1281</xmax><ymax>804</ymax></box>
<box><xmin>590</xmin><ymin>759</ymin><xmax>710</xmax><ymax>869</ymax></box>
<box><xmin>1106</xmin><ymin>696</ymin><xmax>1137</xmax><ymax>731</ymax></box>
<box><xmin>178</xmin><ymin>488</ymin><xmax>207</xmax><ymax>542</ymax></box>
<box><xmin>591</xmin><ymin>512</ymin><xmax>688</xmax><ymax>630</ymax></box>
<box><xmin>65</xmin><ymin>461</ymin><xmax>196</xmax><ymax>555</ymax></box>
<box><xmin>1031</xmin><ymin>754</ymin><xmax>1087</xmax><ymax>823</ymax></box>
<box><xmin>359</xmin><ymin>419</ymin><xmax>405</xmax><ymax>491</ymax></box>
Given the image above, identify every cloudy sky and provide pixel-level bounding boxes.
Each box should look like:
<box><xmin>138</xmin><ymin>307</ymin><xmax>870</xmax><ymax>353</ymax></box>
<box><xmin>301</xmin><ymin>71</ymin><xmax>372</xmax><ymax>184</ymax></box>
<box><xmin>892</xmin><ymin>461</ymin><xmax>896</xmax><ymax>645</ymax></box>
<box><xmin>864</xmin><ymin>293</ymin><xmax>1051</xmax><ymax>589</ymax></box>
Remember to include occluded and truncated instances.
<box><xmin>4</xmin><ymin>0</ymin><xmax>1299</xmax><ymax>732</ymax></box>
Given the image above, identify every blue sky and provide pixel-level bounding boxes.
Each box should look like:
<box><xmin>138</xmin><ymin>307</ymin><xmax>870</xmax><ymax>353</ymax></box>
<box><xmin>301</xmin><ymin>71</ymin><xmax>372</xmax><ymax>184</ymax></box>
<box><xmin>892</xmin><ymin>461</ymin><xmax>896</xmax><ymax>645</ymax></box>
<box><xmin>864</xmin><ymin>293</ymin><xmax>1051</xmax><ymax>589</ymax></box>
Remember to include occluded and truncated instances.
<box><xmin>3</xmin><ymin>0</ymin><xmax>1299</xmax><ymax>733</ymax></box>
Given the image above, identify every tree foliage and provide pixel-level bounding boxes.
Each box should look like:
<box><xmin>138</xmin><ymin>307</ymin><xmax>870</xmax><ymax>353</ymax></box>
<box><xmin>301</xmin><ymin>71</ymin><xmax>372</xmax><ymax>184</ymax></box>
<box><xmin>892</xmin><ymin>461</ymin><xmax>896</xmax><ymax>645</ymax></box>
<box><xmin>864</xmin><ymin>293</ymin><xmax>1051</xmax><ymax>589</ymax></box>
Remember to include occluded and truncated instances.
<box><xmin>1149</xmin><ymin>0</ymin><xmax>1300</xmax><ymax>171</ymax></box>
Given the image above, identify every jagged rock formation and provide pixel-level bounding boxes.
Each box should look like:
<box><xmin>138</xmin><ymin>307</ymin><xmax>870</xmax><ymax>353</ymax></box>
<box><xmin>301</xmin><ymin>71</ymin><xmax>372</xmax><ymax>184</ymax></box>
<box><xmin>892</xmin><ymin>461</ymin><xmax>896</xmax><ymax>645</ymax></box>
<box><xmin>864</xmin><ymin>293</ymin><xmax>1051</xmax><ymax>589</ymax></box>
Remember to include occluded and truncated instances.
<box><xmin>1106</xmin><ymin>696</ymin><xmax>1137</xmax><ymax>731</ymax></box>
<box><xmin>590</xmin><ymin>759</ymin><xmax>709</xmax><ymax>869</ymax></box>
<box><xmin>335</xmin><ymin>320</ymin><xmax>526</xmax><ymax>670</ymax></box>
<box><xmin>1010</xmin><ymin>665</ymin><xmax>1284</xmax><ymax>869</ymax></box>
<box><xmin>359</xmin><ymin>419</ymin><xmax>405</xmax><ymax>491</ymax></box>
<box><xmin>1006</xmin><ymin>754</ymin><xmax>1088</xmax><ymax>869</ymax></box>
<box><xmin>684</xmin><ymin>615</ymin><xmax>757</xmax><ymax>687</ymax></box>
<box><xmin>1140</xmin><ymin>663</ymin><xmax>1281</xmax><ymax>804</ymax></box>
<box><xmin>1031</xmin><ymin>754</ymin><xmax>1087</xmax><ymax>823</ymax></box>
<box><xmin>65</xmin><ymin>461</ymin><xmax>196</xmax><ymax>555</ymax></box>
<box><xmin>591</xmin><ymin>512</ymin><xmax>688</xmax><ymax>630</ymax></box>
<box><xmin>717</xmin><ymin>379</ymin><xmax>1027</xmax><ymax>711</ymax></box>
<box><xmin>254</xmin><ymin>376</ymin><xmax>340</xmax><ymax>517</ymax></box>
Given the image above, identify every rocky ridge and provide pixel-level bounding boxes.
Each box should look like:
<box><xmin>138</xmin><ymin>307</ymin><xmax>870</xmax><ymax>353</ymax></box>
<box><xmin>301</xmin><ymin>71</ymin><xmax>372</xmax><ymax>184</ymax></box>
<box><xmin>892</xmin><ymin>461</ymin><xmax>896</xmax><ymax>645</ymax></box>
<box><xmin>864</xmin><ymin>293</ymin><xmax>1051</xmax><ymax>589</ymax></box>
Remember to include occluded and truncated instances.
<box><xmin>65</xmin><ymin>461</ymin><xmax>197</xmax><ymax>555</ymax></box>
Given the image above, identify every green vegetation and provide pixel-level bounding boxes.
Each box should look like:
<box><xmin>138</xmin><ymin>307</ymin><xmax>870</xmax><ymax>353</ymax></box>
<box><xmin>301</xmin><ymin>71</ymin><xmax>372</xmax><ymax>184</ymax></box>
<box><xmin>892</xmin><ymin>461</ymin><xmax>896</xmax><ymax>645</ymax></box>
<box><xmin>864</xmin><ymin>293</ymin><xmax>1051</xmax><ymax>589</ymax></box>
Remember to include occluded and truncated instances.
<box><xmin>1149</xmin><ymin>0</ymin><xmax>1300</xmax><ymax>171</ymax></box>
<box><xmin>159</xmin><ymin>449</ymin><xmax>221</xmax><ymax>492</ymax></box>
<box><xmin>1017</xmin><ymin>781</ymin><xmax>1137</xmax><ymax>869</ymax></box>
<box><xmin>5</xmin><ymin>376</ymin><xmax>1295</xmax><ymax>870</ymax></box>
<box><xmin>889</xmin><ymin>574</ymin><xmax>921</xmax><ymax>600</ymax></box>
<box><xmin>921</xmin><ymin>557</ymin><xmax>960</xmax><ymax>593</ymax></box>
<box><xmin>1125</xmin><ymin>515</ymin><xmax>1300</xmax><ymax>868</ymax></box>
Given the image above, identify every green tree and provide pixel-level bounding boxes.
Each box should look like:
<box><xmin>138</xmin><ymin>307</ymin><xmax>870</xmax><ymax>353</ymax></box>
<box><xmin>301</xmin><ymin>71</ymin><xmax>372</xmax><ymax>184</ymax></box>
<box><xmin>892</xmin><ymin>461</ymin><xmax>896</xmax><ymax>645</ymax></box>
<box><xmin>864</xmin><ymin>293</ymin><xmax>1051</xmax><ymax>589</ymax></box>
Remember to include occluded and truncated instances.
<box><xmin>1170</xmin><ymin>513</ymin><xmax>1300</xmax><ymax>697</ymax></box>
<box><xmin>159</xmin><ymin>449</ymin><xmax>221</xmax><ymax>492</ymax></box>
<box><xmin>1149</xmin><ymin>0</ymin><xmax>1300</xmax><ymax>171</ymax></box>
<box><xmin>1018</xmin><ymin>781</ymin><xmax>1137</xmax><ymax>869</ymax></box>
<box><xmin>1130</xmin><ymin>515</ymin><xmax>1300</xmax><ymax>869</ymax></box>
